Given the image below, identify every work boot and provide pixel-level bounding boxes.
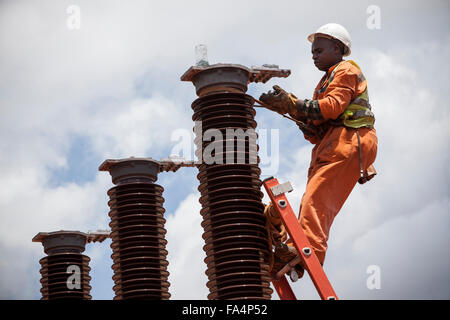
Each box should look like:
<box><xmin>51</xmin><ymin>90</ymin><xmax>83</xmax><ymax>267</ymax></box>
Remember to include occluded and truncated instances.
<box><xmin>271</xmin><ymin>255</ymin><xmax>289</xmax><ymax>276</ymax></box>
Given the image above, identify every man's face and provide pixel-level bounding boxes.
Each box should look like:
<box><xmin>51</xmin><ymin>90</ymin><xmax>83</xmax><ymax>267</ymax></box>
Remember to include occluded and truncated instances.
<box><xmin>311</xmin><ymin>37</ymin><xmax>341</xmax><ymax>72</ymax></box>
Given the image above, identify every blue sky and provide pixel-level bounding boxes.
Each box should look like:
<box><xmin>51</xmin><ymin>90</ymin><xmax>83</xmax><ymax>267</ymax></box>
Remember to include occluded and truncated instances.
<box><xmin>0</xmin><ymin>0</ymin><xmax>449</xmax><ymax>300</ymax></box>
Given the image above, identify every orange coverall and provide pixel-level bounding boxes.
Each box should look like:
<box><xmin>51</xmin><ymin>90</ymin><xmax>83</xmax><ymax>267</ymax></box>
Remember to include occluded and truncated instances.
<box><xmin>296</xmin><ymin>60</ymin><xmax>378</xmax><ymax>265</ymax></box>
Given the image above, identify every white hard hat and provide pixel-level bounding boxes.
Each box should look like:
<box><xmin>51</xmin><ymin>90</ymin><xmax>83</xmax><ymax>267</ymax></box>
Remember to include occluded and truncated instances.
<box><xmin>308</xmin><ymin>23</ymin><xmax>352</xmax><ymax>56</ymax></box>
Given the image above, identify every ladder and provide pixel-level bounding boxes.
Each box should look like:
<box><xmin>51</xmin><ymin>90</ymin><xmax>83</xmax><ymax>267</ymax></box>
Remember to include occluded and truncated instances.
<box><xmin>262</xmin><ymin>176</ymin><xmax>338</xmax><ymax>300</ymax></box>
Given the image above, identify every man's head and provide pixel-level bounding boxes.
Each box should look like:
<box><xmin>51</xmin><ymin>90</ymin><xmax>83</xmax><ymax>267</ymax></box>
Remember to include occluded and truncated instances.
<box><xmin>311</xmin><ymin>37</ymin><xmax>344</xmax><ymax>72</ymax></box>
<box><xmin>308</xmin><ymin>23</ymin><xmax>351</xmax><ymax>71</ymax></box>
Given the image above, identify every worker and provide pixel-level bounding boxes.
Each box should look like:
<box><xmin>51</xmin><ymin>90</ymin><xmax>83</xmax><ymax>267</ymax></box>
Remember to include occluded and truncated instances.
<box><xmin>260</xmin><ymin>23</ymin><xmax>378</xmax><ymax>277</ymax></box>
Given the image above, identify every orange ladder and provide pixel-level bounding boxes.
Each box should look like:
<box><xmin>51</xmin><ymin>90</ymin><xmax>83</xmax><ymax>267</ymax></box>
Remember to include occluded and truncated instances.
<box><xmin>262</xmin><ymin>176</ymin><xmax>338</xmax><ymax>300</ymax></box>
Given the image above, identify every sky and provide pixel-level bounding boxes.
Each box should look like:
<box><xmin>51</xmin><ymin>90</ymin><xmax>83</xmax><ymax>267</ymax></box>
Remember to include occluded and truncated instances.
<box><xmin>0</xmin><ymin>0</ymin><xmax>449</xmax><ymax>300</ymax></box>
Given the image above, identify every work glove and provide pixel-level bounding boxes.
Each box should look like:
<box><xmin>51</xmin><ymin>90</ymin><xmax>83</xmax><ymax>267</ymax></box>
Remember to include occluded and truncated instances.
<box><xmin>297</xmin><ymin>121</ymin><xmax>322</xmax><ymax>139</ymax></box>
<box><xmin>259</xmin><ymin>85</ymin><xmax>299</xmax><ymax>116</ymax></box>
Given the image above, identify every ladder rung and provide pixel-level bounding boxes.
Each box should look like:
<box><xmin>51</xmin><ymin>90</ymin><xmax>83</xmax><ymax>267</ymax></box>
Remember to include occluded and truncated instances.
<box><xmin>270</xmin><ymin>181</ymin><xmax>293</xmax><ymax>196</ymax></box>
<box><xmin>273</xmin><ymin>256</ymin><xmax>303</xmax><ymax>281</ymax></box>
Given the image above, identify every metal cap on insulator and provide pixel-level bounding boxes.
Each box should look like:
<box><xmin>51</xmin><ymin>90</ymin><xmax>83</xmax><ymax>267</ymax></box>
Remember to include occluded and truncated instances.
<box><xmin>99</xmin><ymin>157</ymin><xmax>160</xmax><ymax>185</ymax></box>
<box><xmin>181</xmin><ymin>63</ymin><xmax>250</xmax><ymax>96</ymax></box>
<box><xmin>33</xmin><ymin>231</ymin><xmax>87</xmax><ymax>255</ymax></box>
<box><xmin>181</xmin><ymin>63</ymin><xmax>291</xmax><ymax>97</ymax></box>
<box><xmin>32</xmin><ymin>230</ymin><xmax>110</xmax><ymax>255</ymax></box>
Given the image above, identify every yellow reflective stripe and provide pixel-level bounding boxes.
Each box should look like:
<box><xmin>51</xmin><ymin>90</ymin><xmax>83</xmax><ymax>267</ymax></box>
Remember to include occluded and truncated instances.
<box><xmin>332</xmin><ymin>61</ymin><xmax>375</xmax><ymax>128</ymax></box>
<box><xmin>359</xmin><ymin>90</ymin><xmax>368</xmax><ymax>100</ymax></box>
<box><xmin>342</xmin><ymin>103</ymin><xmax>370</xmax><ymax>117</ymax></box>
<box><xmin>324</xmin><ymin>60</ymin><xmax>365</xmax><ymax>92</ymax></box>
<box><xmin>343</xmin><ymin>116</ymin><xmax>375</xmax><ymax>128</ymax></box>
<box><xmin>340</xmin><ymin>104</ymin><xmax>375</xmax><ymax>128</ymax></box>
<box><xmin>347</xmin><ymin>60</ymin><xmax>361</xmax><ymax>70</ymax></box>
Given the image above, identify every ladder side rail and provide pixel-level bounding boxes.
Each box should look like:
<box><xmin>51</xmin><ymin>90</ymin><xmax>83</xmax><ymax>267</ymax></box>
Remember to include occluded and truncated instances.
<box><xmin>263</xmin><ymin>177</ymin><xmax>338</xmax><ymax>300</ymax></box>
<box><xmin>272</xmin><ymin>275</ymin><xmax>297</xmax><ymax>300</ymax></box>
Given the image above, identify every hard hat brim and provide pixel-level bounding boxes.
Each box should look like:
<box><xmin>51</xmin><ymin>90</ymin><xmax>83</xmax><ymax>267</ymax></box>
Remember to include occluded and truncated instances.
<box><xmin>307</xmin><ymin>33</ymin><xmax>351</xmax><ymax>56</ymax></box>
<box><xmin>308</xmin><ymin>32</ymin><xmax>335</xmax><ymax>43</ymax></box>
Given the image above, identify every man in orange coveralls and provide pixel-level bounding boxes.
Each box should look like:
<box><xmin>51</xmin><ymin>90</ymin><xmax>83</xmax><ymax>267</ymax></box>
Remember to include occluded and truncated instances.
<box><xmin>259</xmin><ymin>23</ymin><xmax>378</xmax><ymax>276</ymax></box>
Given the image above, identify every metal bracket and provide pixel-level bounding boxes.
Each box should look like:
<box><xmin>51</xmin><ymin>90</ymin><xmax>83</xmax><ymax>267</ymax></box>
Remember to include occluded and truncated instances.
<box><xmin>86</xmin><ymin>230</ymin><xmax>111</xmax><ymax>243</ymax></box>
<box><xmin>270</xmin><ymin>181</ymin><xmax>293</xmax><ymax>197</ymax></box>
<box><xmin>159</xmin><ymin>155</ymin><xmax>197</xmax><ymax>173</ymax></box>
<box><xmin>181</xmin><ymin>63</ymin><xmax>290</xmax><ymax>84</ymax></box>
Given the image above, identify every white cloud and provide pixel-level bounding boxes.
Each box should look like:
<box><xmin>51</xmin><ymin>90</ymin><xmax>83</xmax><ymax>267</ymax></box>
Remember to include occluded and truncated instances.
<box><xmin>165</xmin><ymin>192</ymin><xmax>209</xmax><ymax>299</ymax></box>
<box><xmin>82</xmin><ymin>95</ymin><xmax>193</xmax><ymax>159</ymax></box>
<box><xmin>329</xmin><ymin>197</ymin><xmax>450</xmax><ymax>299</ymax></box>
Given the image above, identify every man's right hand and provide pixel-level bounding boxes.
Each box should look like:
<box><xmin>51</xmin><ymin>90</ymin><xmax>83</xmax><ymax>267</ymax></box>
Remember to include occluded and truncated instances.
<box><xmin>259</xmin><ymin>85</ymin><xmax>298</xmax><ymax>115</ymax></box>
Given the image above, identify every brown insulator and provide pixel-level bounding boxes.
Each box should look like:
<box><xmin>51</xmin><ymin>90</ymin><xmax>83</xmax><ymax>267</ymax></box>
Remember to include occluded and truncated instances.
<box><xmin>182</xmin><ymin>64</ymin><xmax>273</xmax><ymax>300</ymax></box>
<box><xmin>99</xmin><ymin>158</ymin><xmax>171</xmax><ymax>300</ymax></box>
<box><xmin>32</xmin><ymin>231</ymin><xmax>92</xmax><ymax>300</ymax></box>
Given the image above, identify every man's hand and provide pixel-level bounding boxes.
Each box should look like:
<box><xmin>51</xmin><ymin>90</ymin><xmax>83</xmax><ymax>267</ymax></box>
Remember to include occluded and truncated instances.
<box><xmin>259</xmin><ymin>85</ymin><xmax>299</xmax><ymax>116</ymax></box>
